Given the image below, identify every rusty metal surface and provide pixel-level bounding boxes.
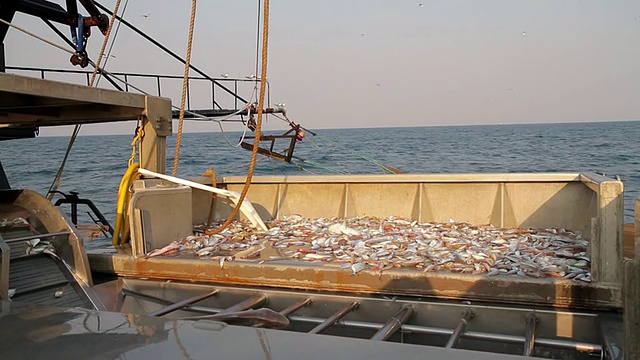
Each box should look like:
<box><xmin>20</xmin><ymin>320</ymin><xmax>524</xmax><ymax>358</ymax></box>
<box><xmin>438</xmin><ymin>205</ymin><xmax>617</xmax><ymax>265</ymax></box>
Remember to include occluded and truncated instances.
<box><xmin>88</xmin><ymin>252</ymin><xmax>622</xmax><ymax>310</ymax></box>
<box><xmin>624</xmin><ymin>224</ymin><xmax>635</xmax><ymax>258</ymax></box>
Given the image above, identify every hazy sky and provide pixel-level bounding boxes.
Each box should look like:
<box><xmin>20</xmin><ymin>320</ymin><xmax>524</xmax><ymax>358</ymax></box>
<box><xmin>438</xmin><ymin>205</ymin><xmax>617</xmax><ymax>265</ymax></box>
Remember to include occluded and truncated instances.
<box><xmin>4</xmin><ymin>0</ymin><xmax>640</xmax><ymax>136</ymax></box>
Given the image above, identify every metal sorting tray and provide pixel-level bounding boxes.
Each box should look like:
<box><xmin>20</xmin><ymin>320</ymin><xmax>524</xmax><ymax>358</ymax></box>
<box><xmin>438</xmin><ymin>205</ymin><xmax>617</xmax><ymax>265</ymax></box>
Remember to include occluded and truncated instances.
<box><xmin>114</xmin><ymin>278</ymin><xmax>615</xmax><ymax>360</ymax></box>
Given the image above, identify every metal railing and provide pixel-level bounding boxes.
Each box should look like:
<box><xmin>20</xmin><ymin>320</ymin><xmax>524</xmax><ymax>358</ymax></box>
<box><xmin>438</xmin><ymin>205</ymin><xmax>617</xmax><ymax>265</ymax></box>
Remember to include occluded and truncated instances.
<box><xmin>6</xmin><ymin>65</ymin><xmax>266</xmax><ymax>114</ymax></box>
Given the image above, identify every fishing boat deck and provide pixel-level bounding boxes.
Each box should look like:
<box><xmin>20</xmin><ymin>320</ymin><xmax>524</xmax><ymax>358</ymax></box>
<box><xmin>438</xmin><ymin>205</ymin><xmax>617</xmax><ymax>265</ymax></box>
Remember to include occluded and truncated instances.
<box><xmin>0</xmin><ymin>299</ymin><xmax>555</xmax><ymax>360</ymax></box>
<box><xmin>1</xmin><ymin>72</ymin><xmax>635</xmax><ymax>358</ymax></box>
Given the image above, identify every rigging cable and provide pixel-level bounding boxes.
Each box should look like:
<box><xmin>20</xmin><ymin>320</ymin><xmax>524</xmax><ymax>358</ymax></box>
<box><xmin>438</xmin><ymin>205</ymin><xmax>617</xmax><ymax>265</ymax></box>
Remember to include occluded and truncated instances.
<box><xmin>93</xmin><ymin>0</ymin><xmax>243</xmax><ymax>107</ymax></box>
<box><xmin>11</xmin><ymin>20</ymin><xmax>253</xmax><ymax>143</ymax></box>
<box><xmin>40</xmin><ymin>18</ymin><xmax>124</xmax><ymax>91</ymax></box>
<box><xmin>3</xmin><ymin>14</ymin><xmax>387</xmax><ymax>177</ymax></box>
<box><xmin>89</xmin><ymin>0</ymin><xmax>123</xmax><ymax>85</ymax></box>
<box><xmin>3</xmin><ymin>12</ymin><xmax>280</xmax><ymax>179</ymax></box>
<box><xmin>172</xmin><ymin>0</ymin><xmax>198</xmax><ymax>177</ymax></box>
<box><xmin>312</xmin><ymin>131</ymin><xmax>403</xmax><ymax>173</ymax></box>
<box><xmin>37</xmin><ymin>0</ymin><xmax>124</xmax><ymax>200</ymax></box>
<box><xmin>95</xmin><ymin>0</ymin><xmax>129</xmax><ymax>87</ymax></box>
<box><xmin>0</xmin><ymin>18</ymin><xmax>76</xmax><ymax>55</ymax></box>
<box><xmin>254</xmin><ymin>0</ymin><xmax>262</xmax><ymax>101</ymax></box>
<box><xmin>4</xmin><ymin>15</ymin><xmax>268</xmax><ymax>152</ymax></box>
<box><xmin>205</xmin><ymin>0</ymin><xmax>270</xmax><ymax>236</ymax></box>
<box><xmin>224</xmin><ymin>105</ymin><xmax>253</xmax><ymax>148</ymax></box>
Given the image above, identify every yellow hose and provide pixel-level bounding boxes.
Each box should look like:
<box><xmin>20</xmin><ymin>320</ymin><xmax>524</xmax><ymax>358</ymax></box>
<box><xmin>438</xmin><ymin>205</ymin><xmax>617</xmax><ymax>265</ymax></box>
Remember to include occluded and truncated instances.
<box><xmin>120</xmin><ymin>172</ymin><xmax>140</xmax><ymax>243</ymax></box>
<box><xmin>112</xmin><ymin>162</ymin><xmax>140</xmax><ymax>246</ymax></box>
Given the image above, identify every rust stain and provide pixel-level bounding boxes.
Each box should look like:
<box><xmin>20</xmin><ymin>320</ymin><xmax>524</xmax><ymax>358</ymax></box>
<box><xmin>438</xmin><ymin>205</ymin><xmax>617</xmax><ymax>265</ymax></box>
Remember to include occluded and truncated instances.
<box><xmin>106</xmin><ymin>255</ymin><xmax>622</xmax><ymax>310</ymax></box>
<box><xmin>624</xmin><ymin>223</ymin><xmax>635</xmax><ymax>258</ymax></box>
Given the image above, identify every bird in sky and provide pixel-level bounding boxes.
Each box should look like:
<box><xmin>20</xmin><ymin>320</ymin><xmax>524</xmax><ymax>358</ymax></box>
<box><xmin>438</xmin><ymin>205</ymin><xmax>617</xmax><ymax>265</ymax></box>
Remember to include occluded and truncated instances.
<box><xmin>418</xmin><ymin>3</ymin><xmax>423</xmax><ymax>7</ymax></box>
<box><xmin>141</xmin><ymin>14</ymin><xmax>150</xmax><ymax>19</ymax></box>
<box><xmin>220</xmin><ymin>73</ymin><xmax>229</xmax><ymax>78</ymax></box>
<box><xmin>522</xmin><ymin>31</ymin><xmax>527</xmax><ymax>36</ymax></box>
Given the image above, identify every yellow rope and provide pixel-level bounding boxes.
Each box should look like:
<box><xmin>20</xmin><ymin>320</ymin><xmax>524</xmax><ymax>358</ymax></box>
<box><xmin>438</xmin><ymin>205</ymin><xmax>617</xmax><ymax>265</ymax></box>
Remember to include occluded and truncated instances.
<box><xmin>128</xmin><ymin>126</ymin><xmax>144</xmax><ymax>166</ymax></box>
<box><xmin>172</xmin><ymin>0</ymin><xmax>198</xmax><ymax>177</ymax></box>
<box><xmin>89</xmin><ymin>0</ymin><xmax>122</xmax><ymax>87</ymax></box>
<box><xmin>206</xmin><ymin>0</ymin><xmax>270</xmax><ymax>235</ymax></box>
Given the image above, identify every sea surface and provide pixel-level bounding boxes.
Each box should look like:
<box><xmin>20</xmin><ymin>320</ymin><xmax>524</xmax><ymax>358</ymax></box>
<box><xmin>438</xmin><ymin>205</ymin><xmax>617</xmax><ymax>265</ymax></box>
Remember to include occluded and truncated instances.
<box><xmin>2</xmin><ymin>121</ymin><xmax>639</xmax><ymax>248</ymax></box>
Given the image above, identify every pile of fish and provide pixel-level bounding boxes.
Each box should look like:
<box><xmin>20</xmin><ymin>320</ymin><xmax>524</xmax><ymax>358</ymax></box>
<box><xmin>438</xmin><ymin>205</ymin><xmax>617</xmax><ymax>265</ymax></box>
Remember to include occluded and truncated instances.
<box><xmin>147</xmin><ymin>215</ymin><xmax>592</xmax><ymax>282</ymax></box>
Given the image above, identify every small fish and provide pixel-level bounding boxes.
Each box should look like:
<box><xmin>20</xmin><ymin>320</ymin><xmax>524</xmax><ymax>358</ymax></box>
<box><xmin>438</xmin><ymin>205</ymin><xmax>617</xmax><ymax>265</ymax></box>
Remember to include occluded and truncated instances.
<box><xmin>328</xmin><ymin>223</ymin><xmax>361</xmax><ymax>236</ymax></box>
<box><xmin>145</xmin><ymin>242</ymin><xmax>180</xmax><ymax>258</ymax></box>
<box><xmin>182</xmin><ymin>215</ymin><xmax>590</xmax><ymax>281</ymax></box>
<box><xmin>303</xmin><ymin>253</ymin><xmax>332</xmax><ymax>261</ymax></box>
<box><xmin>378</xmin><ymin>263</ymin><xmax>393</xmax><ymax>278</ymax></box>
<box><xmin>350</xmin><ymin>262</ymin><xmax>367</xmax><ymax>275</ymax></box>
<box><xmin>574</xmin><ymin>260</ymin><xmax>589</xmax><ymax>268</ymax></box>
<box><xmin>196</xmin><ymin>247</ymin><xmax>216</xmax><ymax>257</ymax></box>
<box><xmin>284</xmin><ymin>214</ymin><xmax>304</xmax><ymax>222</ymax></box>
<box><xmin>219</xmin><ymin>255</ymin><xmax>235</xmax><ymax>269</ymax></box>
<box><xmin>486</xmin><ymin>268</ymin><xmax>500</xmax><ymax>277</ymax></box>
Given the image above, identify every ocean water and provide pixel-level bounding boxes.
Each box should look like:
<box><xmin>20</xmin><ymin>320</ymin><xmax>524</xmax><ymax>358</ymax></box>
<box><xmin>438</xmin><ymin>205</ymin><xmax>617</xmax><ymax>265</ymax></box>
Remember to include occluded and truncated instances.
<box><xmin>2</xmin><ymin>121</ymin><xmax>639</xmax><ymax>243</ymax></box>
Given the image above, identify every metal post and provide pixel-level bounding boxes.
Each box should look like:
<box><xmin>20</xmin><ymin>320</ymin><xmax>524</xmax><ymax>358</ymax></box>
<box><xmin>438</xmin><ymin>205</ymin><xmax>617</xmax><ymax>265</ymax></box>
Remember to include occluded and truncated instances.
<box><xmin>140</xmin><ymin>96</ymin><xmax>171</xmax><ymax>174</ymax></box>
<box><xmin>308</xmin><ymin>301</ymin><xmax>358</xmax><ymax>334</ymax></box>
<box><xmin>186</xmin><ymin>80</ymin><xmax>191</xmax><ymax>110</ymax></box>
<box><xmin>446</xmin><ymin>310</ymin><xmax>474</xmax><ymax>348</ymax></box>
<box><xmin>148</xmin><ymin>289</ymin><xmax>218</xmax><ymax>317</ymax></box>
<box><xmin>279</xmin><ymin>298</ymin><xmax>312</xmax><ymax>316</ymax></box>
<box><xmin>591</xmin><ymin>179</ymin><xmax>624</xmax><ymax>284</ymax></box>
<box><xmin>0</xmin><ymin>161</ymin><xmax>9</xmax><ymax>189</ymax></box>
<box><xmin>523</xmin><ymin>313</ymin><xmax>538</xmax><ymax>356</ymax></box>
<box><xmin>626</xmin><ymin>259</ymin><xmax>640</xmax><ymax>360</ymax></box>
<box><xmin>211</xmin><ymin>83</ymin><xmax>216</xmax><ymax>109</ymax></box>
<box><xmin>370</xmin><ymin>305</ymin><xmax>414</xmax><ymax>341</ymax></box>
<box><xmin>71</xmin><ymin>201</ymin><xmax>78</xmax><ymax>224</ymax></box>
<box><xmin>0</xmin><ymin>236</ymin><xmax>9</xmax><ymax>301</ymax></box>
<box><xmin>217</xmin><ymin>293</ymin><xmax>266</xmax><ymax>315</ymax></box>
<box><xmin>1</xmin><ymin>43</ymin><xmax>6</xmax><ymax>72</ymax></box>
<box><xmin>633</xmin><ymin>196</ymin><xmax>640</xmax><ymax>260</ymax></box>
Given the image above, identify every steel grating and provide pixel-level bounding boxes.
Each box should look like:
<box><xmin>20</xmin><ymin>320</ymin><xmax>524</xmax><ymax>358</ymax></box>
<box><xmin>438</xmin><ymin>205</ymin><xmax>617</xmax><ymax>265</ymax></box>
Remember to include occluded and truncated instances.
<box><xmin>116</xmin><ymin>278</ymin><xmax>613</xmax><ymax>359</ymax></box>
